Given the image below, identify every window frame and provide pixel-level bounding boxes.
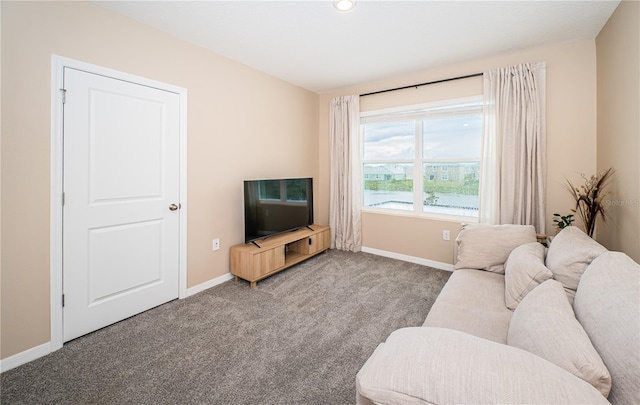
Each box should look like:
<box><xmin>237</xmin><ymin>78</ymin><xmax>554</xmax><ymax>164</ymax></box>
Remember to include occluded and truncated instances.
<box><xmin>360</xmin><ymin>95</ymin><xmax>482</xmax><ymax>221</ymax></box>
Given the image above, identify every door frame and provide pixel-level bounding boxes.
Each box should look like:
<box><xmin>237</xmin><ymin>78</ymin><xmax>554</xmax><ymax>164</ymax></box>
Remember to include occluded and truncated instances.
<box><xmin>50</xmin><ymin>55</ymin><xmax>188</xmax><ymax>351</ymax></box>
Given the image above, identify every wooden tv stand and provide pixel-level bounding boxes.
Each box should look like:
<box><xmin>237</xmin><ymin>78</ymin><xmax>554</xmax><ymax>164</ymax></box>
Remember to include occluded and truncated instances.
<box><xmin>230</xmin><ymin>225</ymin><xmax>330</xmax><ymax>288</ymax></box>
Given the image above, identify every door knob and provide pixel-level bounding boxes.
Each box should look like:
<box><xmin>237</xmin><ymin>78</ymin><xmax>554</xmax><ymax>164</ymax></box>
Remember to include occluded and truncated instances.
<box><xmin>169</xmin><ymin>204</ymin><xmax>179</xmax><ymax>211</ymax></box>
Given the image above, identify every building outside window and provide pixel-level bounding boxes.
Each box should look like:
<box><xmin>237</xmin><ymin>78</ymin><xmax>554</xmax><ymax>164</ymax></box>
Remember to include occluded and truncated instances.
<box><xmin>361</xmin><ymin>96</ymin><xmax>482</xmax><ymax>218</ymax></box>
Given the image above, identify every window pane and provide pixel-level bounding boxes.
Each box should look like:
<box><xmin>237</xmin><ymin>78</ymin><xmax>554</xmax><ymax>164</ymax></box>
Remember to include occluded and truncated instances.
<box><xmin>285</xmin><ymin>179</ymin><xmax>307</xmax><ymax>202</ymax></box>
<box><xmin>423</xmin><ymin>162</ymin><xmax>479</xmax><ymax>217</ymax></box>
<box><xmin>364</xmin><ymin>163</ymin><xmax>413</xmax><ymax>211</ymax></box>
<box><xmin>259</xmin><ymin>180</ymin><xmax>280</xmax><ymax>200</ymax></box>
<box><xmin>364</xmin><ymin>121</ymin><xmax>415</xmax><ymax>160</ymax></box>
<box><xmin>423</xmin><ymin>114</ymin><xmax>481</xmax><ymax>159</ymax></box>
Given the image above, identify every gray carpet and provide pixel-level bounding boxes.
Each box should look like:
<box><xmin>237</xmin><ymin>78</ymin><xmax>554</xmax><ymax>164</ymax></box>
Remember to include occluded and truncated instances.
<box><xmin>1</xmin><ymin>250</ymin><xmax>451</xmax><ymax>405</ymax></box>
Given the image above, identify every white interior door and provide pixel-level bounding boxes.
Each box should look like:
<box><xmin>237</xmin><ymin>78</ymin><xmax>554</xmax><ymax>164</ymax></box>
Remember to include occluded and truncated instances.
<box><xmin>63</xmin><ymin>67</ymin><xmax>180</xmax><ymax>342</ymax></box>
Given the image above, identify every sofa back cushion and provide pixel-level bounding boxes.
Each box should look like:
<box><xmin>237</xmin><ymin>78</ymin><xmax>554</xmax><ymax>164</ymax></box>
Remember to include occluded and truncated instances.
<box><xmin>545</xmin><ymin>226</ymin><xmax>607</xmax><ymax>303</ymax></box>
<box><xmin>574</xmin><ymin>252</ymin><xmax>640</xmax><ymax>405</ymax></box>
<box><xmin>454</xmin><ymin>223</ymin><xmax>536</xmax><ymax>274</ymax></box>
<box><xmin>508</xmin><ymin>279</ymin><xmax>611</xmax><ymax>397</ymax></box>
<box><xmin>504</xmin><ymin>242</ymin><xmax>552</xmax><ymax>310</ymax></box>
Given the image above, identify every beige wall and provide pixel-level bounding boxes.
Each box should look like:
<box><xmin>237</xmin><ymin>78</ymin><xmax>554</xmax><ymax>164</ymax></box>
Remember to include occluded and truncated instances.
<box><xmin>0</xmin><ymin>1</ymin><xmax>319</xmax><ymax>359</ymax></box>
<box><xmin>319</xmin><ymin>40</ymin><xmax>598</xmax><ymax>262</ymax></box>
<box><xmin>596</xmin><ymin>0</ymin><xmax>640</xmax><ymax>262</ymax></box>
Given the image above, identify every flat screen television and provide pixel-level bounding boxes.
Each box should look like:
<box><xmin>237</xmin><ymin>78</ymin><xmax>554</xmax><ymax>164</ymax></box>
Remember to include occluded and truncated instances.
<box><xmin>243</xmin><ymin>177</ymin><xmax>314</xmax><ymax>244</ymax></box>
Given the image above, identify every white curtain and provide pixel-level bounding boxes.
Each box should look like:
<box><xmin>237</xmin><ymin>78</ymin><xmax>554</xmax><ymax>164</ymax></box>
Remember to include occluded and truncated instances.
<box><xmin>329</xmin><ymin>95</ymin><xmax>362</xmax><ymax>251</ymax></box>
<box><xmin>480</xmin><ymin>62</ymin><xmax>547</xmax><ymax>233</ymax></box>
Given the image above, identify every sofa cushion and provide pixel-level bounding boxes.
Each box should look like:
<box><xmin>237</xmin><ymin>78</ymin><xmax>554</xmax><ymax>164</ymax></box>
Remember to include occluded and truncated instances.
<box><xmin>356</xmin><ymin>327</ymin><xmax>610</xmax><ymax>405</ymax></box>
<box><xmin>508</xmin><ymin>279</ymin><xmax>611</xmax><ymax>397</ymax></box>
<box><xmin>504</xmin><ymin>242</ymin><xmax>552</xmax><ymax>310</ymax></box>
<box><xmin>545</xmin><ymin>226</ymin><xmax>607</xmax><ymax>303</ymax></box>
<box><xmin>424</xmin><ymin>269</ymin><xmax>512</xmax><ymax>343</ymax></box>
<box><xmin>454</xmin><ymin>223</ymin><xmax>537</xmax><ymax>274</ymax></box>
<box><xmin>574</xmin><ymin>252</ymin><xmax>640</xmax><ymax>405</ymax></box>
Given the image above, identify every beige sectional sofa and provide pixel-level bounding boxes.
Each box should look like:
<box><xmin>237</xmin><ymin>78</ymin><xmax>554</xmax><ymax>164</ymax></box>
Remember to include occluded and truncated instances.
<box><xmin>356</xmin><ymin>224</ymin><xmax>640</xmax><ymax>405</ymax></box>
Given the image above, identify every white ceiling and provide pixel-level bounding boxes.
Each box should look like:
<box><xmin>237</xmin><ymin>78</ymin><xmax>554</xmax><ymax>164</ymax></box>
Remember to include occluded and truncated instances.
<box><xmin>94</xmin><ymin>0</ymin><xmax>620</xmax><ymax>93</ymax></box>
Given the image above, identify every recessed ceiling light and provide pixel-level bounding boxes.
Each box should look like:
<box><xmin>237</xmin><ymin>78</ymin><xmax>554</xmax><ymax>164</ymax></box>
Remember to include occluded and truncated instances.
<box><xmin>333</xmin><ymin>0</ymin><xmax>356</xmax><ymax>13</ymax></box>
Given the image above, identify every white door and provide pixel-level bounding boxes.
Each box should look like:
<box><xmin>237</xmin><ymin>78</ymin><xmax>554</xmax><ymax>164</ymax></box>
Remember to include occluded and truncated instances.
<box><xmin>63</xmin><ymin>67</ymin><xmax>180</xmax><ymax>342</ymax></box>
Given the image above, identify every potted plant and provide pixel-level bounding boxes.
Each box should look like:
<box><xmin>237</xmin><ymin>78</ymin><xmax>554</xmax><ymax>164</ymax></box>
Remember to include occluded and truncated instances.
<box><xmin>552</xmin><ymin>213</ymin><xmax>574</xmax><ymax>232</ymax></box>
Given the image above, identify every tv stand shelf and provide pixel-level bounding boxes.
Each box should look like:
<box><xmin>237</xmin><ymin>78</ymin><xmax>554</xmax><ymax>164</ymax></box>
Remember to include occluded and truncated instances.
<box><xmin>230</xmin><ymin>225</ymin><xmax>330</xmax><ymax>288</ymax></box>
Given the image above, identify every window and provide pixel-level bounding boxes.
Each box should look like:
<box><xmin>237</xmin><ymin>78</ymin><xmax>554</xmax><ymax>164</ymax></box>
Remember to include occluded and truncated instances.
<box><xmin>361</xmin><ymin>96</ymin><xmax>482</xmax><ymax>218</ymax></box>
<box><xmin>259</xmin><ymin>180</ymin><xmax>281</xmax><ymax>200</ymax></box>
<box><xmin>258</xmin><ymin>179</ymin><xmax>308</xmax><ymax>202</ymax></box>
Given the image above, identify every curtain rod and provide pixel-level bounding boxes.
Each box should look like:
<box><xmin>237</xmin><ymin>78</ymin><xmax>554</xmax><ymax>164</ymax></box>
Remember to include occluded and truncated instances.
<box><xmin>359</xmin><ymin>72</ymin><xmax>483</xmax><ymax>97</ymax></box>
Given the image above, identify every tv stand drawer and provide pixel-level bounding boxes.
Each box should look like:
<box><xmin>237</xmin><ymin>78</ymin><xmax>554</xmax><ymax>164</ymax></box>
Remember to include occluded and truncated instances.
<box><xmin>289</xmin><ymin>229</ymin><xmax>330</xmax><ymax>255</ymax></box>
<box><xmin>254</xmin><ymin>248</ymin><xmax>285</xmax><ymax>276</ymax></box>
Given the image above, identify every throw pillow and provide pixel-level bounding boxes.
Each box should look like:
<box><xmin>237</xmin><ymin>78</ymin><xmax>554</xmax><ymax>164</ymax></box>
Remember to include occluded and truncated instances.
<box><xmin>507</xmin><ymin>279</ymin><xmax>612</xmax><ymax>397</ymax></box>
<box><xmin>545</xmin><ymin>226</ymin><xmax>607</xmax><ymax>303</ymax></box>
<box><xmin>454</xmin><ymin>223</ymin><xmax>536</xmax><ymax>274</ymax></box>
<box><xmin>504</xmin><ymin>242</ymin><xmax>552</xmax><ymax>310</ymax></box>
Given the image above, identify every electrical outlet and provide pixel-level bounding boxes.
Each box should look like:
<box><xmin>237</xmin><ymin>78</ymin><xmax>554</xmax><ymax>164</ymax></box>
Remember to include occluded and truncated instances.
<box><xmin>212</xmin><ymin>238</ymin><xmax>220</xmax><ymax>251</ymax></box>
<box><xmin>442</xmin><ymin>230</ymin><xmax>450</xmax><ymax>241</ymax></box>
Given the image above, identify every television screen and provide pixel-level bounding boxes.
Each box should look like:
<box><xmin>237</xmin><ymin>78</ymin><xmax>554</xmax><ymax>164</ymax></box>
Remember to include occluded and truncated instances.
<box><xmin>243</xmin><ymin>178</ymin><xmax>314</xmax><ymax>243</ymax></box>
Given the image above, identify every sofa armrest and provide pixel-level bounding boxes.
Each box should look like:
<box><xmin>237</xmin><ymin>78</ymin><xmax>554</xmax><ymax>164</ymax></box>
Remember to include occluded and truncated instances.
<box><xmin>356</xmin><ymin>327</ymin><xmax>609</xmax><ymax>405</ymax></box>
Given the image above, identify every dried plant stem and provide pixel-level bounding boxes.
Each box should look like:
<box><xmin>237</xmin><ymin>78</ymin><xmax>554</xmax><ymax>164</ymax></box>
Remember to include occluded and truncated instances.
<box><xmin>565</xmin><ymin>168</ymin><xmax>614</xmax><ymax>238</ymax></box>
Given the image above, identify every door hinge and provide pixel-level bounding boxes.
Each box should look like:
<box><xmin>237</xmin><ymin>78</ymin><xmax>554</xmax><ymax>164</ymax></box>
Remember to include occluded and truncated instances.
<box><xmin>62</xmin><ymin>192</ymin><xmax>65</xmax><ymax>206</ymax></box>
<box><xmin>62</xmin><ymin>294</ymin><xmax>65</xmax><ymax>307</ymax></box>
<box><xmin>60</xmin><ymin>88</ymin><xmax>67</xmax><ymax>104</ymax></box>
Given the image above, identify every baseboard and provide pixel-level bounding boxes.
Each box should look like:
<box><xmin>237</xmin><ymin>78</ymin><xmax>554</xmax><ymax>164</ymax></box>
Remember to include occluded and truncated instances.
<box><xmin>186</xmin><ymin>272</ymin><xmax>234</xmax><ymax>297</ymax></box>
<box><xmin>361</xmin><ymin>246</ymin><xmax>454</xmax><ymax>272</ymax></box>
<box><xmin>0</xmin><ymin>342</ymin><xmax>51</xmax><ymax>373</ymax></box>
